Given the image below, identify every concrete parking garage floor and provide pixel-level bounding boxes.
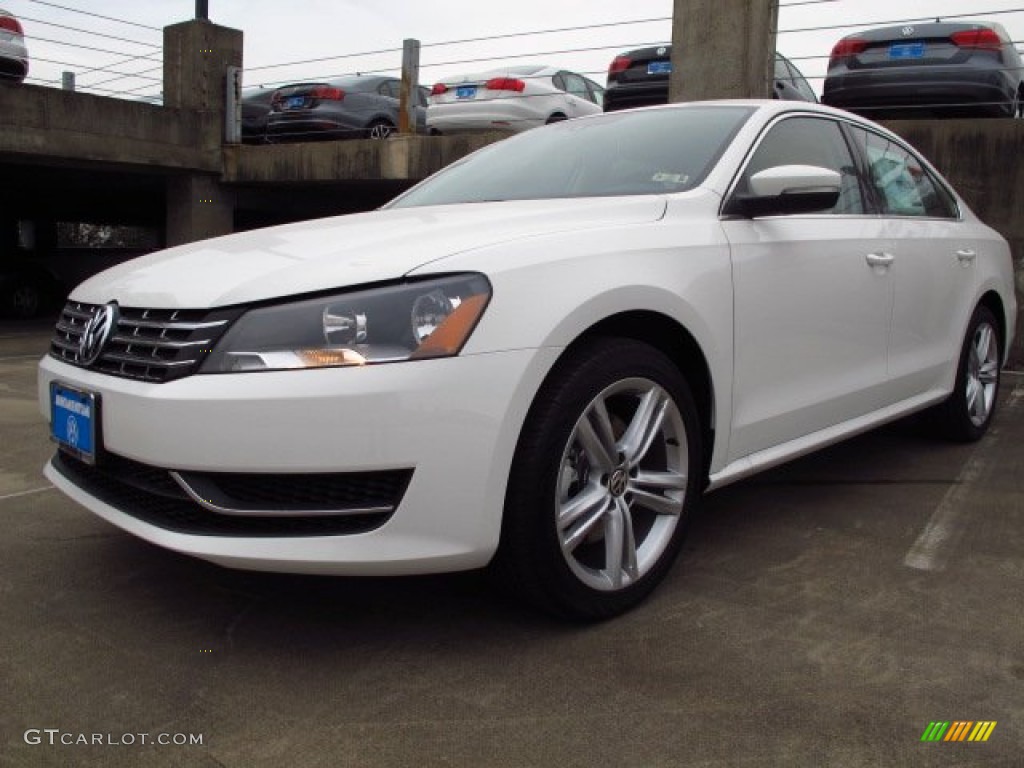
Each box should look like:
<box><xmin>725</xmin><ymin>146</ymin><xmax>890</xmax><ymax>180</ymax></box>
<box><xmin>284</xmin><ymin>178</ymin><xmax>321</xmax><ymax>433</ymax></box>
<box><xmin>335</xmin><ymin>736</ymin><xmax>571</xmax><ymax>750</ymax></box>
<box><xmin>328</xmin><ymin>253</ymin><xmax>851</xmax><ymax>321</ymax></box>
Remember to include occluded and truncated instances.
<box><xmin>1</xmin><ymin>325</ymin><xmax>1022</xmax><ymax>768</ymax></box>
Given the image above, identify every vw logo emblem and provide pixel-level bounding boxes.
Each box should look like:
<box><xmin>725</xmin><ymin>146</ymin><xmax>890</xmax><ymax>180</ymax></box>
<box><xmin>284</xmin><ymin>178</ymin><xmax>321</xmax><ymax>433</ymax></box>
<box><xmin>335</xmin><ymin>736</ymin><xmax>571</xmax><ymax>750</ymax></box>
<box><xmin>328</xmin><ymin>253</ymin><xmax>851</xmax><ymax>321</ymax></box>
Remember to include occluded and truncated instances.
<box><xmin>608</xmin><ymin>468</ymin><xmax>629</xmax><ymax>497</ymax></box>
<box><xmin>66</xmin><ymin>415</ymin><xmax>79</xmax><ymax>447</ymax></box>
<box><xmin>77</xmin><ymin>302</ymin><xmax>119</xmax><ymax>366</ymax></box>
<box><xmin>901</xmin><ymin>26</ymin><xmax>915</xmax><ymax>37</ymax></box>
<box><xmin>657</xmin><ymin>46</ymin><xmax>667</xmax><ymax>56</ymax></box>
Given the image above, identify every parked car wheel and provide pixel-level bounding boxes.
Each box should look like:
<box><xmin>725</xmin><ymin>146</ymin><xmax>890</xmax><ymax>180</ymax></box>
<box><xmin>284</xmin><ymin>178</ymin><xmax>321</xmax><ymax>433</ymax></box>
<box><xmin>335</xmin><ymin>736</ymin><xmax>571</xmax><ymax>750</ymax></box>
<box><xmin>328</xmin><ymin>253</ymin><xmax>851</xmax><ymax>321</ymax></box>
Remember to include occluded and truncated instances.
<box><xmin>8</xmin><ymin>281</ymin><xmax>42</xmax><ymax>317</ymax></box>
<box><xmin>545</xmin><ymin>112</ymin><xmax>567</xmax><ymax>124</ymax></box>
<box><xmin>367</xmin><ymin>119</ymin><xmax>394</xmax><ymax>139</ymax></box>
<box><xmin>493</xmin><ymin>338</ymin><xmax>702</xmax><ymax>620</ymax></box>
<box><xmin>933</xmin><ymin>305</ymin><xmax>1002</xmax><ymax>442</ymax></box>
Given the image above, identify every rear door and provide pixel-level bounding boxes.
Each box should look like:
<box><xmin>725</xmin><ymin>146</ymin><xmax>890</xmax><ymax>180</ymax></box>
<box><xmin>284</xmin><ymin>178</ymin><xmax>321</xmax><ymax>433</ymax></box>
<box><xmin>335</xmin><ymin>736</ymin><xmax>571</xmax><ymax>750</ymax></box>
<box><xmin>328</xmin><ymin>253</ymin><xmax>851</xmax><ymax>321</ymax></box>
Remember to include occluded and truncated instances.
<box><xmin>845</xmin><ymin>124</ymin><xmax>982</xmax><ymax>399</ymax></box>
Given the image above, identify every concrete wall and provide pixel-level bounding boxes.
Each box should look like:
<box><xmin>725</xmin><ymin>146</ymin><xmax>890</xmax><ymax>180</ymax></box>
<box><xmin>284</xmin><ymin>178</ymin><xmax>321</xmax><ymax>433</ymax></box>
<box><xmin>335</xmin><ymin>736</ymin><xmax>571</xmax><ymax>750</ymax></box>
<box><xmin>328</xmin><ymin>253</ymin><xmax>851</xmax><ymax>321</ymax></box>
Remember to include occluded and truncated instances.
<box><xmin>222</xmin><ymin>133</ymin><xmax>503</xmax><ymax>184</ymax></box>
<box><xmin>885</xmin><ymin>118</ymin><xmax>1024</xmax><ymax>366</ymax></box>
<box><xmin>0</xmin><ymin>82</ymin><xmax>219</xmax><ymax>172</ymax></box>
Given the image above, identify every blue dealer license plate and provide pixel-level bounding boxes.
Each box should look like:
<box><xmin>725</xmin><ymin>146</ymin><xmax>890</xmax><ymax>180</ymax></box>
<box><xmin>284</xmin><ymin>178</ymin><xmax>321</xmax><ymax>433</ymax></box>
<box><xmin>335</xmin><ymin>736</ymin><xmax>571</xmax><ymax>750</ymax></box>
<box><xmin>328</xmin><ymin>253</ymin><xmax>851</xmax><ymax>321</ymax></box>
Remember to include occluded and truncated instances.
<box><xmin>648</xmin><ymin>60</ymin><xmax>672</xmax><ymax>75</ymax></box>
<box><xmin>455</xmin><ymin>85</ymin><xmax>477</xmax><ymax>99</ymax></box>
<box><xmin>51</xmin><ymin>383</ymin><xmax>98</xmax><ymax>463</ymax></box>
<box><xmin>889</xmin><ymin>42</ymin><xmax>925</xmax><ymax>59</ymax></box>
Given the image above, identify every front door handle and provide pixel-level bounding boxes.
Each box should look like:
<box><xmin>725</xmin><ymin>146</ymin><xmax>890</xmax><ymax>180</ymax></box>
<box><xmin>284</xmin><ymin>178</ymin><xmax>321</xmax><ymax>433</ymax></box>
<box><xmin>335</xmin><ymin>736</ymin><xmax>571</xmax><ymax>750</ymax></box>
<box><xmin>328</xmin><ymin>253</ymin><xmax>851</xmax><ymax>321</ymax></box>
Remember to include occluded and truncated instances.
<box><xmin>866</xmin><ymin>252</ymin><xmax>895</xmax><ymax>268</ymax></box>
<box><xmin>956</xmin><ymin>249</ymin><xmax>977</xmax><ymax>265</ymax></box>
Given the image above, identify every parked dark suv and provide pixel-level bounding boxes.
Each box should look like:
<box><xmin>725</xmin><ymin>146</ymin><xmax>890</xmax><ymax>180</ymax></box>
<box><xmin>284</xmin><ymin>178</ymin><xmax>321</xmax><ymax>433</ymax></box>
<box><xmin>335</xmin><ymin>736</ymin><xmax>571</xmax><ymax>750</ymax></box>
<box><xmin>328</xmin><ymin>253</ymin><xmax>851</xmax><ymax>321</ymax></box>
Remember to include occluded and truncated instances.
<box><xmin>822</xmin><ymin>21</ymin><xmax>1023</xmax><ymax>118</ymax></box>
<box><xmin>604</xmin><ymin>47</ymin><xmax>816</xmax><ymax>111</ymax></box>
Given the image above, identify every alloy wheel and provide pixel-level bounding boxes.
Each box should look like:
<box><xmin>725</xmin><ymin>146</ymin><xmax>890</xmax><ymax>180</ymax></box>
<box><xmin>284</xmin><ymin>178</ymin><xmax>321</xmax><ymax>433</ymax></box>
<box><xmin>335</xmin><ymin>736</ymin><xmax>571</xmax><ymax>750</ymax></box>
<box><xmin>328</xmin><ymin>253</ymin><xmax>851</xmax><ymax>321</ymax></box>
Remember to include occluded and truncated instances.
<box><xmin>556</xmin><ymin>377</ymin><xmax>688</xmax><ymax>591</ymax></box>
<box><xmin>966</xmin><ymin>321</ymin><xmax>999</xmax><ymax>427</ymax></box>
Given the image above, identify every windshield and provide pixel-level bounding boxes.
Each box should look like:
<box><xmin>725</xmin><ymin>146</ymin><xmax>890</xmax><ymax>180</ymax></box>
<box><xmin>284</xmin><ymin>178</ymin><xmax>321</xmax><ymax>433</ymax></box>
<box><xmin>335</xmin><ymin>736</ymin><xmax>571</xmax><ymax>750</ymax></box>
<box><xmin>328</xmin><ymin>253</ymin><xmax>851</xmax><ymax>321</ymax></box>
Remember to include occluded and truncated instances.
<box><xmin>389</xmin><ymin>105</ymin><xmax>753</xmax><ymax>208</ymax></box>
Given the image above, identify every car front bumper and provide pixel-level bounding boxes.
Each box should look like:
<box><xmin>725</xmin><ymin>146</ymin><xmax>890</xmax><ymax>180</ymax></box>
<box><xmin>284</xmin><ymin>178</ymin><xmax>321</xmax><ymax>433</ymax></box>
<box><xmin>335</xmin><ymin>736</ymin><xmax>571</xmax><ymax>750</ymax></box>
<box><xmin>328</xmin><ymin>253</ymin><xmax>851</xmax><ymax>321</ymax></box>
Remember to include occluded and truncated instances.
<box><xmin>39</xmin><ymin>346</ymin><xmax>559</xmax><ymax>575</ymax></box>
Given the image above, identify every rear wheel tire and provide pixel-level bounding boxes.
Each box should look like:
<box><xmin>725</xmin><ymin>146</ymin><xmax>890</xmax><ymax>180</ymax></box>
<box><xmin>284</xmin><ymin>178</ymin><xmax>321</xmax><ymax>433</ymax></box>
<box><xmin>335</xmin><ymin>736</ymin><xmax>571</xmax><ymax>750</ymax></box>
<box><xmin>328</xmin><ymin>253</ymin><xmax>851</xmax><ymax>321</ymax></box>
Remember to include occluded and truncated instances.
<box><xmin>491</xmin><ymin>338</ymin><xmax>703</xmax><ymax>621</ymax></box>
<box><xmin>6</xmin><ymin>283</ymin><xmax>42</xmax><ymax>318</ymax></box>
<box><xmin>545</xmin><ymin>113</ymin><xmax>568</xmax><ymax>125</ymax></box>
<box><xmin>931</xmin><ymin>305</ymin><xmax>1001</xmax><ymax>442</ymax></box>
<box><xmin>367</xmin><ymin>120</ymin><xmax>394</xmax><ymax>139</ymax></box>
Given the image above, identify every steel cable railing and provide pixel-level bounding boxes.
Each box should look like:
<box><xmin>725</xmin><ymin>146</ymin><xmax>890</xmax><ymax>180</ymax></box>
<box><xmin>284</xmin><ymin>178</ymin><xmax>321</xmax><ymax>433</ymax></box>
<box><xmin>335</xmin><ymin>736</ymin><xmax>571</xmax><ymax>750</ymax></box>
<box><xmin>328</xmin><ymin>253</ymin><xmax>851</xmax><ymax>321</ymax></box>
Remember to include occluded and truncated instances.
<box><xmin>9</xmin><ymin>2</ymin><xmax>1022</xmax><ymax>121</ymax></box>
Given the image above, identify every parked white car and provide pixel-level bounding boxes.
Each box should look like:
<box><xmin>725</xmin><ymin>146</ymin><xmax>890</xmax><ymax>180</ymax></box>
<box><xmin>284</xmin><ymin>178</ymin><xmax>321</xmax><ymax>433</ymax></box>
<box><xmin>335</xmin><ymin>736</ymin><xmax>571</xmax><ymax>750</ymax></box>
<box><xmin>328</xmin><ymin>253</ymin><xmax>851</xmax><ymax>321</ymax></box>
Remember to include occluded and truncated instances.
<box><xmin>0</xmin><ymin>7</ymin><xmax>28</xmax><ymax>82</ymax></box>
<box><xmin>427</xmin><ymin>64</ymin><xmax>604</xmax><ymax>134</ymax></box>
<box><xmin>40</xmin><ymin>101</ymin><xmax>1016</xmax><ymax>619</ymax></box>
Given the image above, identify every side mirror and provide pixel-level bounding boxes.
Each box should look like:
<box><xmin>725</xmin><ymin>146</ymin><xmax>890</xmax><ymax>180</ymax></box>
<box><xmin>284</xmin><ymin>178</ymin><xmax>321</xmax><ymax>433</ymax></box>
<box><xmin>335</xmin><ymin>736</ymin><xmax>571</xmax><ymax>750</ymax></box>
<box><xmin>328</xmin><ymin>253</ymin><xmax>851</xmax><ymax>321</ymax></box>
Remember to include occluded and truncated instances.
<box><xmin>725</xmin><ymin>165</ymin><xmax>842</xmax><ymax>218</ymax></box>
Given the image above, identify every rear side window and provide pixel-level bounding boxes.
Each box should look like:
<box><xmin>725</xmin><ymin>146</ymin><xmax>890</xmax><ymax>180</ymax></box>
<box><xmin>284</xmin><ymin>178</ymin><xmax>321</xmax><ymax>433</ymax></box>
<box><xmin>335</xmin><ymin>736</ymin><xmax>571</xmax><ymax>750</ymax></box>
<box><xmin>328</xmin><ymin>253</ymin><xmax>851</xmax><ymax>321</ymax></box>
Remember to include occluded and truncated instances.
<box><xmin>378</xmin><ymin>80</ymin><xmax>401</xmax><ymax>99</ymax></box>
<box><xmin>737</xmin><ymin>116</ymin><xmax>865</xmax><ymax>214</ymax></box>
<box><xmin>849</xmin><ymin>127</ymin><xmax>958</xmax><ymax>218</ymax></box>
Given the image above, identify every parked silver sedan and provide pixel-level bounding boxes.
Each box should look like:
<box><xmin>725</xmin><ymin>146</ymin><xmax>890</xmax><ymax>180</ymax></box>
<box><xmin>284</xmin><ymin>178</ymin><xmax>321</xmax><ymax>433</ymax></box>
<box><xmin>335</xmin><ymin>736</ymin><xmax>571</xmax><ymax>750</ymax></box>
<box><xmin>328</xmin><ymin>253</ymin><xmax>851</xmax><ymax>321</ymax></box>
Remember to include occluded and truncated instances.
<box><xmin>428</xmin><ymin>64</ymin><xmax>604</xmax><ymax>134</ymax></box>
<box><xmin>0</xmin><ymin>7</ymin><xmax>28</xmax><ymax>83</ymax></box>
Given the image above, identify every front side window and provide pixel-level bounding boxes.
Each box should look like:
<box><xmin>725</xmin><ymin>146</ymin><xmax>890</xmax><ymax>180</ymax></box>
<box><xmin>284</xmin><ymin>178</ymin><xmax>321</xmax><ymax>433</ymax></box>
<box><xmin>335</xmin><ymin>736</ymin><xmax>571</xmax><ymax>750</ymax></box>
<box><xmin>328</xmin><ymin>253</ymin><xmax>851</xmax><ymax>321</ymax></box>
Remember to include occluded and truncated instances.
<box><xmin>848</xmin><ymin>128</ymin><xmax>958</xmax><ymax>219</ymax></box>
<box><xmin>735</xmin><ymin>116</ymin><xmax>865</xmax><ymax>214</ymax></box>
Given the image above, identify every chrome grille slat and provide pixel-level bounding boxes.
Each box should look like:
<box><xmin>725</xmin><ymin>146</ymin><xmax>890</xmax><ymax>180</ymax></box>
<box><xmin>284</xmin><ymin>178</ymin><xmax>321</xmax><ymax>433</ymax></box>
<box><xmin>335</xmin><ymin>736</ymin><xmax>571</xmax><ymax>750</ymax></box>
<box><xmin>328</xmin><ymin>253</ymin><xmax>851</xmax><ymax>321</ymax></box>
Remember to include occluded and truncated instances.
<box><xmin>110</xmin><ymin>334</ymin><xmax>212</xmax><ymax>350</ymax></box>
<box><xmin>63</xmin><ymin>306</ymin><xmax>96</xmax><ymax>322</ymax></box>
<box><xmin>51</xmin><ymin>337</ymin><xmax>78</xmax><ymax>352</ymax></box>
<box><xmin>119</xmin><ymin>318</ymin><xmax>228</xmax><ymax>332</ymax></box>
<box><xmin>99</xmin><ymin>352</ymin><xmax>196</xmax><ymax>369</ymax></box>
<box><xmin>49</xmin><ymin>302</ymin><xmax>237</xmax><ymax>383</ymax></box>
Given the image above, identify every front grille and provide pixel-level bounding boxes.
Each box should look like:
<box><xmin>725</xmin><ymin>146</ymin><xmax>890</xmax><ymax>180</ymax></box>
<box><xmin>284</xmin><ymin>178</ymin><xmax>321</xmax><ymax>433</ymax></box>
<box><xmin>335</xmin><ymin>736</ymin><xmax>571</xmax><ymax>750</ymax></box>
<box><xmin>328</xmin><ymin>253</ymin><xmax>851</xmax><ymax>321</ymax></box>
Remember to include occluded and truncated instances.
<box><xmin>50</xmin><ymin>302</ymin><xmax>239</xmax><ymax>383</ymax></box>
<box><xmin>52</xmin><ymin>451</ymin><xmax>405</xmax><ymax>537</ymax></box>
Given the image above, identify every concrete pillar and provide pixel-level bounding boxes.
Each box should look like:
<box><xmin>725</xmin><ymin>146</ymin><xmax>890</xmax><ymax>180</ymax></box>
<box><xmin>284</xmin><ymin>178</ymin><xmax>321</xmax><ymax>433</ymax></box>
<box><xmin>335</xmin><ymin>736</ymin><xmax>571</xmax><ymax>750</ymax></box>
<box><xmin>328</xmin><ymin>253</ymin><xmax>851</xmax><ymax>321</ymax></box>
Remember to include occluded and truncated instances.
<box><xmin>166</xmin><ymin>174</ymin><xmax>236</xmax><ymax>246</ymax></box>
<box><xmin>669</xmin><ymin>0</ymin><xmax>778</xmax><ymax>102</ymax></box>
<box><xmin>163</xmin><ymin>19</ymin><xmax>242</xmax><ymax>246</ymax></box>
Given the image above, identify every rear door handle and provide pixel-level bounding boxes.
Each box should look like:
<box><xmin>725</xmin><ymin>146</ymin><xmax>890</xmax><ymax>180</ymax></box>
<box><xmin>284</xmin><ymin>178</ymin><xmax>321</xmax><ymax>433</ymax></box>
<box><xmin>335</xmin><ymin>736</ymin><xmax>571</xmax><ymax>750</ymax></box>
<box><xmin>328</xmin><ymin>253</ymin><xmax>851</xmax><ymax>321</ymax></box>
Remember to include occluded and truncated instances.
<box><xmin>866</xmin><ymin>252</ymin><xmax>895</xmax><ymax>268</ymax></box>
<box><xmin>956</xmin><ymin>249</ymin><xmax>977</xmax><ymax>265</ymax></box>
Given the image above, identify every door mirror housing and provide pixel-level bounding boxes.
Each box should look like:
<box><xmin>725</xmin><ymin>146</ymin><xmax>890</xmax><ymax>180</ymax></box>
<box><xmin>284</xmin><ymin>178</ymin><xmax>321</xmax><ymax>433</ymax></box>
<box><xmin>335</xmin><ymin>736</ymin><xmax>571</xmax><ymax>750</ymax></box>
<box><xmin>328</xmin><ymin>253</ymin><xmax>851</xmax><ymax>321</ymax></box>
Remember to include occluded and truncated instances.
<box><xmin>725</xmin><ymin>165</ymin><xmax>842</xmax><ymax>218</ymax></box>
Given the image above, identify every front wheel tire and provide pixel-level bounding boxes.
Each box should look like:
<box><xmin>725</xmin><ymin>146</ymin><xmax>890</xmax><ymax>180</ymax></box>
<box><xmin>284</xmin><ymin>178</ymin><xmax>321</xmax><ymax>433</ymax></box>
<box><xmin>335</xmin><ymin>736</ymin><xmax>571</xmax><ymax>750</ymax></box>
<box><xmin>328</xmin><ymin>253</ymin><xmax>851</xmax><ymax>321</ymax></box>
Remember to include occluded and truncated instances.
<box><xmin>492</xmin><ymin>338</ymin><xmax>703</xmax><ymax>620</ymax></box>
<box><xmin>932</xmin><ymin>305</ymin><xmax>1001</xmax><ymax>442</ymax></box>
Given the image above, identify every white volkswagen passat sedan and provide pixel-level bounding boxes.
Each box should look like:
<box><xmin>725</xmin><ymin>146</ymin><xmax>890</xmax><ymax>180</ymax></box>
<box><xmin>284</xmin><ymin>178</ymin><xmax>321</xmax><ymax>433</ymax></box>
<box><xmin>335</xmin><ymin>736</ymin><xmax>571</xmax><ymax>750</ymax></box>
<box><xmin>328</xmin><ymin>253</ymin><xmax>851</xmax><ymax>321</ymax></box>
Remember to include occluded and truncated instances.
<box><xmin>427</xmin><ymin>64</ymin><xmax>604</xmax><ymax>134</ymax></box>
<box><xmin>39</xmin><ymin>101</ymin><xmax>1016</xmax><ymax>620</ymax></box>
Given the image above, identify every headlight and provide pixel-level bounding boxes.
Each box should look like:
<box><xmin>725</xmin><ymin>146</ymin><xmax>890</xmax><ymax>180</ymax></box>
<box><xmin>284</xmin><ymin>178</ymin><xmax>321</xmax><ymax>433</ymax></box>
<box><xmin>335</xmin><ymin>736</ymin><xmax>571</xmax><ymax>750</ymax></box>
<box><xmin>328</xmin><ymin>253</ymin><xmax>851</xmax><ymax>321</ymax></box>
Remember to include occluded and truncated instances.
<box><xmin>200</xmin><ymin>274</ymin><xmax>491</xmax><ymax>373</ymax></box>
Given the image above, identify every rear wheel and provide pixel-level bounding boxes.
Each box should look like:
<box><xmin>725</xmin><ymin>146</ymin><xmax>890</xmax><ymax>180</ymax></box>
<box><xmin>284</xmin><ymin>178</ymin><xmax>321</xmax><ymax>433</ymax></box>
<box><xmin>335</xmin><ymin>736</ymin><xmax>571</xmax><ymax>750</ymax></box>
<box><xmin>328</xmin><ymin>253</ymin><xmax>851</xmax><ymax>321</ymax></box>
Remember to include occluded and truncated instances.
<box><xmin>492</xmin><ymin>338</ymin><xmax>702</xmax><ymax>620</ymax></box>
<box><xmin>367</xmin><ymin>120</ymin><xmax>394</xmax><ymax>139</ymax></box>
<box><xmin>5</xmin><ymin>283</ymin><xmax>43</xmax><ymax>318</ymax></box>
<box><xmin>932</xmin><ymin>305</ymin><xmax>1001</xmax><ymax>442</ymax></box>
<box><xmin>545</xmin><ymin>113</ymin><xmax>567</xmax><ymax>125</ymax></box>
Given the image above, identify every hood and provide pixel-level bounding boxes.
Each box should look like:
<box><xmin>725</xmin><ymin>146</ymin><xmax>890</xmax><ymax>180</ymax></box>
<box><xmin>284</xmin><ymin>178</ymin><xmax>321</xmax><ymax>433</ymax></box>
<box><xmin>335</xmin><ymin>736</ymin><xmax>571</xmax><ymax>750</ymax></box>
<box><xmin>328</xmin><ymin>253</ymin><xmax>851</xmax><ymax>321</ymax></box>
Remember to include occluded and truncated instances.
<box><xmin>70</xmin><ymin>196</ymin><xmax>667</xmax><ymax>309</ymax></box>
